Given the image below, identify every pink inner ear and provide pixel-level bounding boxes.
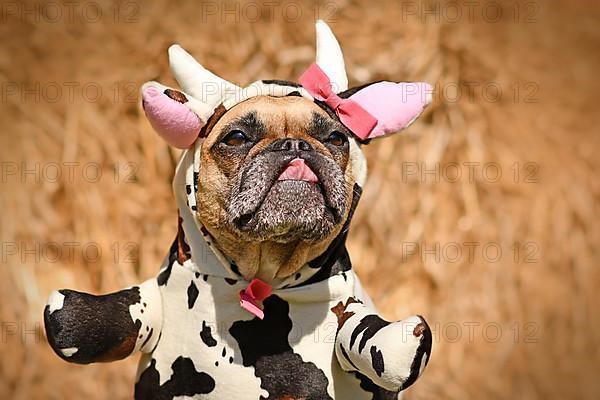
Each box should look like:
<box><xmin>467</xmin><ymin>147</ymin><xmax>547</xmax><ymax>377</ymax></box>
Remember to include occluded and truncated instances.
<box><xmin>142</xmin><ymin>86</ymin><xmax>202</xmax><ymax>149</ymax></box>
<box><xmin>349</xmin><ymin>82</ymin><xmax>432</xmax><ymax>139</ymax></box>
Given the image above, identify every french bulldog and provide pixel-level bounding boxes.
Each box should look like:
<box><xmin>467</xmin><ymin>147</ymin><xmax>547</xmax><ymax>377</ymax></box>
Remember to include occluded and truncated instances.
<box><xmin>44</xmin><ymin>21</ymin><xmax>433</xmax><ymax>400</ymax></box>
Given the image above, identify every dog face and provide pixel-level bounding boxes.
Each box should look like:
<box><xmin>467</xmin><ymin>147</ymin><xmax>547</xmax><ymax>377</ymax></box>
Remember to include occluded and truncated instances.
<box><xmin>197</xmin><ymin>95</ymin><xmax>356</xmax><ymax>246</ymax></box>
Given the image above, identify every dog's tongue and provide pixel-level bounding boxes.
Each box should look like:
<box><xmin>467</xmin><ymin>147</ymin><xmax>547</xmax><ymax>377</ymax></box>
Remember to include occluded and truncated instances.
<box><xmin>277</xmin><ymin>158</ymin><xmax>319</xmax><ymax>183</ymax></box>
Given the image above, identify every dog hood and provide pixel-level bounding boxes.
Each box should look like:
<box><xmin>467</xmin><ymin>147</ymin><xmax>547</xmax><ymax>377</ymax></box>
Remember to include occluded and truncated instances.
<box><xmin>143</xmin><ymin>21</ymin><xmax>432</xmax><ymax>290</ymax></box>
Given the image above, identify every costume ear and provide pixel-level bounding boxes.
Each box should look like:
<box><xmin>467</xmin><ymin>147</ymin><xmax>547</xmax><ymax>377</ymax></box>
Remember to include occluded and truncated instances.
<box><xmin>141</xmin><ymin>45</ymin><xmax>242</xmax><ymax>149</ymax></box>
<box><xmin>345</xmin><ymin>81</ymin><xmax>433</xmax><ymax>140</ymax></box>
<box><xmin>141</xmin><ymin>81</ymin><xmax>206</xmax><ymax>149</ymax></box>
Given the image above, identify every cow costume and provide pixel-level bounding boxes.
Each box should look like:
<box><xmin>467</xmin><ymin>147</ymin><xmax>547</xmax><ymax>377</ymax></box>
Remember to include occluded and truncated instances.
<box><xmin>44</xmin><ymin>21</ymin><xmax>433</xmax><ymax>399</ymax></box>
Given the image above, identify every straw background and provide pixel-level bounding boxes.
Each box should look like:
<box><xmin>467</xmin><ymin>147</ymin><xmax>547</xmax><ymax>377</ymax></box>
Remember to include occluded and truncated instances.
<box><xmin>1</xmin><ymin>0</ymin><xmax>599</xmax><ymax>399</ymax></box>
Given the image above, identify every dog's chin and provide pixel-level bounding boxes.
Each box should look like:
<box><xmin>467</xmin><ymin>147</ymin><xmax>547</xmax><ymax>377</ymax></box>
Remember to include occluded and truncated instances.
<box><xmin>232</xmin><ymin>180</ymin><xmax>338</xmax><ymax>243</ymax></box>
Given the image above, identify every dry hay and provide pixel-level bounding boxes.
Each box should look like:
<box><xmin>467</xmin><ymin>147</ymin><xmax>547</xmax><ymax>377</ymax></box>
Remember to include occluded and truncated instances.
<box><xmin>1</xmin><ymin>0</ymin><xmax>599</xmax><ymax>399</ymax></box>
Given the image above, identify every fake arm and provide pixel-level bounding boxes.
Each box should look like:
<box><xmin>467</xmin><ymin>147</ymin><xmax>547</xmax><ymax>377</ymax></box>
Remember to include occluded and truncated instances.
<box><xmin>43</xmin><ymin>279</ymin><xmax>162</xmax><ymax>364</ymax></box>
<box><xmin>331</xmin><ymin>298</ymin><xmax>432</xmax><ymax>392</ymax></box>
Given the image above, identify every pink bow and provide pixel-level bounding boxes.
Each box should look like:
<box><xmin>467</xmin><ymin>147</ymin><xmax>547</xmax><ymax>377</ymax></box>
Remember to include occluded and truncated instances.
<box><xmin>299</xmin><ymin>64</ymin><xmax>378</xmax><ymax>140</ymax></box>
<box><xmin>239</xmin><ymin>279</ymin><xmax>272</xmax><ymax>320</ymax></box>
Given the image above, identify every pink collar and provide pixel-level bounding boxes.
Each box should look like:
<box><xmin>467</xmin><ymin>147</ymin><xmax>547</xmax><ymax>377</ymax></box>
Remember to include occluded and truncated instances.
<box><xmin>239</xmin><ymin>279</ymin><xmax>272</xmax><ymax>319</ymax></box>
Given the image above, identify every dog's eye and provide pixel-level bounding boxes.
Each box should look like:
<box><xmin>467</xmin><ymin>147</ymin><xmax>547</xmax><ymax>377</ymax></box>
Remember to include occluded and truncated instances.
<box><xmin>325</xmin><ymin>131</ymin><xmax>346</xmax><ymax>146</ymax></box>
<box><xmin>221</xmin><ymin>130</ymin><xmax>249</xmax><ymax>146</ymax></box>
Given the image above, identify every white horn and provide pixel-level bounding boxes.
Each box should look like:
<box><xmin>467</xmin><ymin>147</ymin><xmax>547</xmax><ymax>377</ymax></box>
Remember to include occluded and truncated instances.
<box><xmin>315</xmin><ymin>20</ymin><xmax>348</xmax><ymax>92</ymax></box>
<box><xmin>168</xmin><ymin>44</ymin><xmax>239</xmax><ymax>111</ymax></box>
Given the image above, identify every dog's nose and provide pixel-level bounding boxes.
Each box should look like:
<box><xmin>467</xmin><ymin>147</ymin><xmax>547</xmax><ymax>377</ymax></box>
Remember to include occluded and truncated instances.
<box><xmin>271</xmin><ymin>138</ymin><xmax>313</xmax><ymax>152</ymax></box>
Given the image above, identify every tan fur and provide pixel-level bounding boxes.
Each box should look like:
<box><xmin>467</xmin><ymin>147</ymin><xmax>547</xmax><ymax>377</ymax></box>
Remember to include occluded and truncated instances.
<box><xmin>196</xmin><ymin>96</ymin><xmax>356</xmax><ymax>281</ymax></box>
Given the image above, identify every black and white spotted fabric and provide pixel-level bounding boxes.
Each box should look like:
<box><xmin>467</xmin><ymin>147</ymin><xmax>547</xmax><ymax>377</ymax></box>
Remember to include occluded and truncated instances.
<box><xmin>43</xmin><ymin>20</ymin><xmax>433</xmax><ymax>400</ymax></box>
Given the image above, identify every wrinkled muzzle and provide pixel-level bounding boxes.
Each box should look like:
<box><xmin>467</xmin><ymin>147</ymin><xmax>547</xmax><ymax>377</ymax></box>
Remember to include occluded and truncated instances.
<box><xmin>228</xmin><ymin>139</ymin><xmax>347</xmax><ymax>241</ymax></box>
